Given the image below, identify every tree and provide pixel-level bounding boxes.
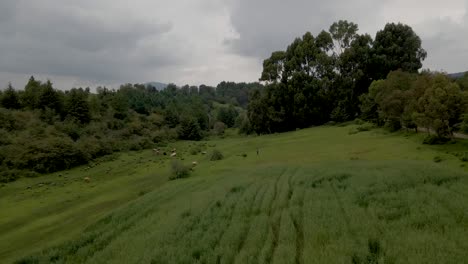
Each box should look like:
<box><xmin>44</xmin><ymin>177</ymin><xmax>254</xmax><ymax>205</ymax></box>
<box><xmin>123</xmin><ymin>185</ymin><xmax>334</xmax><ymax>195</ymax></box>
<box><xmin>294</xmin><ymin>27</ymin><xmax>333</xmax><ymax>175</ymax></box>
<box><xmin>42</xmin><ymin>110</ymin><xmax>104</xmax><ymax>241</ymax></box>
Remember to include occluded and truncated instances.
<box><xmin>65</xmin><ymin>88</ymin><xmax>91</xmax><ymax>124</ymax></box>
<box><xmin>217</xmin><ymin>106</ymin><xmax>238</xmax><ymax>128</ymax></box>
<box><xmin>373</xmin><ymin>70</ymin><xmax>416</xmax><ymax>130</ymax></box>
<box><xmin>178</xmin><ymin>116</ymin><xmax>202</xmax><ymax>140</ymax></box>
<box><xmin>1</xmin><ymin>83</ymin><xmax>21</xmax><ymax>109</ymax></box>
<box><xmin>21</xmin><ymin>76</ymin><xmax>42</xmax><ymax>109</ymax></box>
<box><xmin>414</xmin><ymin>74</ymin><xmax>468</xmax><ymax>137</ymax></box>
<box><xmin>456</xmin><ymin>72</ymin><xmax>468</xmax><ymax>90</ymax></box>
<box><xmin>260</xmin><ymin>51</ymin><xmax>286</xmax><ymax>83</ymax></box>
<box><xmin>372</xmin><ymin>23</ymin><xmax>427</xmax><ymax>80</ymax></box>
<box><xmin>329</xmin><ymin>20</ymin><xmax>359</xmax><ymax>55</ymax></box>
<box><xmin>38</xmin><ymin>80</ymin><xmax>62</xmax><ymax>114</ymax></box>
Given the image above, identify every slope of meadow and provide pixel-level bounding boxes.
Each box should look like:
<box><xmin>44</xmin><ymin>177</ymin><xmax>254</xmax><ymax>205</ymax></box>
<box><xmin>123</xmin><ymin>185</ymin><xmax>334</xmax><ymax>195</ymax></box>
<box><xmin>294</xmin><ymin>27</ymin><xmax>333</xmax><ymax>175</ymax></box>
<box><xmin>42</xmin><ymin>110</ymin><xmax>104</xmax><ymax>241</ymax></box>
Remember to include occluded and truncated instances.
<box><xmin>2</xmin><ymin>125</ymin><xmax>468</xmax><ymax>263</ymax></box>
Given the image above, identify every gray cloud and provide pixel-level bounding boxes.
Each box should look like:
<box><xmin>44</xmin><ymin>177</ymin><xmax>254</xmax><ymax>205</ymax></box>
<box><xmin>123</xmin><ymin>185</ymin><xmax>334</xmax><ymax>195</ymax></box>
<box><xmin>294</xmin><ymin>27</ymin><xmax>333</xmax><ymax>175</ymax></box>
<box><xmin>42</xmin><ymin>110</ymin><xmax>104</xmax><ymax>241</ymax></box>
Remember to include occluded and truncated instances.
<box><xmin>0</xmin><ymin>0</ymin><xmax>467</xmax><ymax>90</ymax></box>
<box><xmin>225</xmin><ymin>0</ymin><xmax>384</xmax><ymax>59</ymax></box>
<box><xmin>225</xmin><ymin>0</ymin><xmax>468</xmax><ymax>73</ymax></box>
<box><xmin>0</xmin><ymin>0</ymin><xmax>181</xmax><ymax>85</ymax></box>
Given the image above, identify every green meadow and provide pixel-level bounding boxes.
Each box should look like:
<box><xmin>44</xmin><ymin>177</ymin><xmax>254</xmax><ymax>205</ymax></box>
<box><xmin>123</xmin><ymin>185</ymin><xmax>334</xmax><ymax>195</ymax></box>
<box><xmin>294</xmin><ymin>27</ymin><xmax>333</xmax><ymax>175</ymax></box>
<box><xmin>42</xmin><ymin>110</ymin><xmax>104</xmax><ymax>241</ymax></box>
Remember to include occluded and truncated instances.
<box><xmin>1</xmin><ymin>125</ymin><xmax>467</xmax><ymax>263</ymax></box>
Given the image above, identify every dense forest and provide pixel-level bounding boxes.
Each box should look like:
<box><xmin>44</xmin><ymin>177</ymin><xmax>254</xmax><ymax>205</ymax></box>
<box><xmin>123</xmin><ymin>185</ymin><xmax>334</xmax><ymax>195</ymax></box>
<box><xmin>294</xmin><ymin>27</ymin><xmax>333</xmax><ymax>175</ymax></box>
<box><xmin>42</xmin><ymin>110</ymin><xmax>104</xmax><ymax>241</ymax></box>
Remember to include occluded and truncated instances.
<box><xmin>0</xmin><ymin>78</ymin><xmax>262</xmax><ymax>182</ymax></box>
<box><xmin>2</xmin><ymin>20</ymin><xmax>468</xmax><ymax>183</ymax></box>
<box><xmin>245</xmin><ymin>21</ymin><xmax>468</xmax><ymax>135</ymax></box>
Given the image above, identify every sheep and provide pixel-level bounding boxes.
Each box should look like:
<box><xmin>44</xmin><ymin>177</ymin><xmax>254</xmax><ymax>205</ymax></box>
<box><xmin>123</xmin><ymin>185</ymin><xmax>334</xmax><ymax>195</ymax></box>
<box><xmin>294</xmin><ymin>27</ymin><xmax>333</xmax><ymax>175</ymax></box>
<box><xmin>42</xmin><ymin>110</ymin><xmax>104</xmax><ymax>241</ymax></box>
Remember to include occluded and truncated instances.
<box><xmin>84</xmin><ymin>177</ymin><xmax>91</xmax><ymax>183</ymax></box>
<box><xmin>171</xmin><ymin>152</ymin><xmax>177</xmax><ymax>157</ymax></box>
<box><xmin>192</xmin><ymin>161</ymin><xmax>198</xmax><ymax>166</ymax></box>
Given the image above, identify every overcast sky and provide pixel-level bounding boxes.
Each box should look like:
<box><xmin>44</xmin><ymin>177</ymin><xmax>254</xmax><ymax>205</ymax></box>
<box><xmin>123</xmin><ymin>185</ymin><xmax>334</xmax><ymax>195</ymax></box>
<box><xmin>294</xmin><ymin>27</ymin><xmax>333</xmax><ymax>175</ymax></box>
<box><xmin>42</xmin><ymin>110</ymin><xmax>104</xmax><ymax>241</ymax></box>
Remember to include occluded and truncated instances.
<box><xmin>0</xmin><ymin>0</ymin><xmax>467</xmax><ymax>90</ymax></box>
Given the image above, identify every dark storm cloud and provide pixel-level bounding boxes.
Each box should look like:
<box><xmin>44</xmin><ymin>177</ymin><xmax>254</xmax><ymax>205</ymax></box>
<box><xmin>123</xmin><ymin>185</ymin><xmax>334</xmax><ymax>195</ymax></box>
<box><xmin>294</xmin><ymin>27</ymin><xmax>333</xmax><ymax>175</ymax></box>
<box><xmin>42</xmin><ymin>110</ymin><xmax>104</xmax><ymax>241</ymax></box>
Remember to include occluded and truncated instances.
<box><xmin>225</xmin><ymin>0</ymin><xmax>468</xmax><ymax>73</ymax></box>
<box><xmin>0</xmin><ymin>0</ymin><xmax>179</xmax><ymax>83</ymax></box>
<box><xmin>225</xmin><ymin>0</ymin><xmax>383</xmax><ymax>59</ymax></box>
<box><xmin>0</xmin><ymin>0</ymin><xmax>467</xmax><ymax>88</ymax></box>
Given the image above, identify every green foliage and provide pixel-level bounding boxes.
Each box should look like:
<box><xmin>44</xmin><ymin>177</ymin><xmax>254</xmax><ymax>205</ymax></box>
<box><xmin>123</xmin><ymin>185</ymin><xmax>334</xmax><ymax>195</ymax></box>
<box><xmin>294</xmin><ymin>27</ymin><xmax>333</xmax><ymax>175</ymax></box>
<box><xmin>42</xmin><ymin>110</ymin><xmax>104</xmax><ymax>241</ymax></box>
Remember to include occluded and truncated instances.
<box><xmin>209</xmin><ymin>149</ymin><xmax>223</xmax><ymax>161</ymax></box>
<box><xmin>178</xmin><ymin>117</ymin><xmax>203</xmax><ymax>141</ymax></box>
<box><xmin>217</xmin><ymin>106</ymin><xmax>238</xmax><ymax>127</ymax></box>
<box><xmin>169</xmin><ymin>160</ymin><xmax>191</xmax><ymax>180</ymax></box>
<box><xmin>423</xmin><ymin>135</ymin><xmax>450</xmax><ymax>145</ymax></box>
<box><xmin>213</xmin><ymin>121</ymin><xmax>226</xmax><ymax>136</ymax></box>
<box><xmin>65</xmin><ymin>88</ymin><xmax>91</xmax><ymax>124</ymax></box>
<box><xmin>1</xmin><ymin>83</ymin><xmax>21</xmax><ymax>109</ymax></box>
<box><xmin>372</xmin><ymin>23</ymin><xmax>427</xmax><ymax>79</ymax></box>
<box><xmin>0</xmin><ymin>76</ymin><xmax>251</xmax><ymax>182</ymax></box>
<box><xmin>38</xmin><ymin>80</ymin><xmax>62</xmax><ymax>114</ymax></box>
<box><xmin>189</xmin><ymin>145</ymin><xmax>202</xmax><ymax>155</ymax></box>
<box><xmin>249</xmin><ymin>20</ymin><xmax>426</xmax><ymax>134</ymax></box>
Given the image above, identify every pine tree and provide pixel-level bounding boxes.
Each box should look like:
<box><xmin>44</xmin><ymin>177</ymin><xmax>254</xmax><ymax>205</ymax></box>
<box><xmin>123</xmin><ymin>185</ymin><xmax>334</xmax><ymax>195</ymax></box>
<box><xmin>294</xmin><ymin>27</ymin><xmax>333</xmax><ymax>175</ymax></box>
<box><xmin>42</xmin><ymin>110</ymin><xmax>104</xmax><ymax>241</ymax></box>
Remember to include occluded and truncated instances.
<box><xmin>0</xmin><ymin>83</ymin><xmax>21</xmax><ymax>109</ymax></box>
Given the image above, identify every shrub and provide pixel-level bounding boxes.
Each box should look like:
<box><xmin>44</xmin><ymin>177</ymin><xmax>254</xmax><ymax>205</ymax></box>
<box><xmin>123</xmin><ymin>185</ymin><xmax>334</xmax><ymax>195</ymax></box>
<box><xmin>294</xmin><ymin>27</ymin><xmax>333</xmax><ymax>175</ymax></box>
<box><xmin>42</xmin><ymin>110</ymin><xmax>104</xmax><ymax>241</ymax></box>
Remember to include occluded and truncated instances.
<box><xmin>169</xmin><ymin>160</ymin><xmax>191</xmax><ymax>180</ymax></box>
<box><xmin>8</xmin><ymin>136</ymin><xmax>87</xmax><ymax>173</ymax></box>
<box><xmin>459</xmin><ymin>152</ymin><xmax>468</xmax><ymax>162</ymax></box>
<box><xmin>210</xmin><ymin>149</ymin><xmax>224</xmax><ymax>161</ymax></box>
<box><xmin>354</xmin><ymin>118</ymin><xmax>365</xmax><ymax>125</ymax></box>
<box><xmin>189</xmin><ymin>145</ymin><xmax>201</xmax><ymax>155</ymax></box>
<box><xmin>213</xmin><ymin>122</ymin><xmax>226</xmax><ymax>136</ymax></box>
<box><xmin>349</xmin><ymin>124</ymin><xmax>373</xmax><ymax>135</ymax></box>
<box><xmin>433</xmin><ymin>156</ymin><xmax>442</xmax><ymax>163</ymax></box>
<box><xmin>423</xmin><ymin>135</ymin><xmax>450</xmax><ymax>145</ymax></box>
<box><xmin>0</xmin><ymin>169</ymin><xmax>39</xmax><ymax>183</ymax></box>
<box><xmin>356</xmin><ymin>124</ymin><xmax>373</xmax><ymax>132</ymax></box>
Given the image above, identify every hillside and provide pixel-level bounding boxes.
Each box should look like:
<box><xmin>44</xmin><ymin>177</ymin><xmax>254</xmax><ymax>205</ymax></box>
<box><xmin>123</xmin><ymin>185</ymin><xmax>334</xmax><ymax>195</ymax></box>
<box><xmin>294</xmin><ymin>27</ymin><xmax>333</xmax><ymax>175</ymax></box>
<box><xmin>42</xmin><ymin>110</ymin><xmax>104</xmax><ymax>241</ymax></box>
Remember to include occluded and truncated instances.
<box><xmin>3</xmin><ymin>125</ymin><xmax>467</xmax><ymax>263</ymax></box>
<box><xmin>448</xmin><ymin>71</ymin><xmax>468</xmax><ymax>79</ymax></box>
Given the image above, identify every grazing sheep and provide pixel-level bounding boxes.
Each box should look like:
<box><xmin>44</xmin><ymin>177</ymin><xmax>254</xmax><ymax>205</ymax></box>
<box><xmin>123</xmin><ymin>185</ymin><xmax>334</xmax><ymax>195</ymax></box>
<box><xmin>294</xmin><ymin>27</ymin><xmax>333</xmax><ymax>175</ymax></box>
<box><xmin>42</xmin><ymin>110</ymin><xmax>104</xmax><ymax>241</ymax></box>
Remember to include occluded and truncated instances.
<box><xmin>192</xmin><ymin>161</ymin><xmax>198</xmax><ymax>166</ymax></box>
<box><xmin>84</xmin><ymin>177</ymin><xmax>91</xmax><ymax>183</ymax></box>
<box><xmin>201</xmin><ymin>151</ymin><xmax>207</xmax><ymax>155</ymax></box>
<box><xmin>171</xmin><ymin>152</ymin><xmax>177</xmax><ymax>157</ymax></box>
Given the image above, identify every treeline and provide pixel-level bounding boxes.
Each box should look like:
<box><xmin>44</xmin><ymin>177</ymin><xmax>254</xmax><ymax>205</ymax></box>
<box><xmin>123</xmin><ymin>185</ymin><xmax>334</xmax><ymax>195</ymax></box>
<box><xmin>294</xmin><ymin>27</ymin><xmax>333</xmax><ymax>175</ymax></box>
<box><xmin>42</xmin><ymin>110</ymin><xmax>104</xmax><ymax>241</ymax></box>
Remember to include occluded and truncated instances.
<box><xmin>0</xmin><ymin>77</ymin><xmax>262</xmax><ymax>182</ymax></box>
<box><xmin>245</xmin><ymin>21</ymin><xmax>428</xmax><ymax>134</ymax></box>
<box><xmin>360</xmin><ymin>70</ymin><xmax>468</xmax><ymax>139</ymax></box>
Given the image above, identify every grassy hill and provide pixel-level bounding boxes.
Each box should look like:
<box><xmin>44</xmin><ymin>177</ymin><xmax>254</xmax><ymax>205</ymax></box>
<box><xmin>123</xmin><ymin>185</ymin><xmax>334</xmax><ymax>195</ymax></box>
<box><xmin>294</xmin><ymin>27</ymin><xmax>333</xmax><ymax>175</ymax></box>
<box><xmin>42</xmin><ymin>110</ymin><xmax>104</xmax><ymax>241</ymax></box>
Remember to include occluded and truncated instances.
<box><xmin>2</xmin><ymin>125</ymin><xmax>468</xmax><ymax>263</ymax></box>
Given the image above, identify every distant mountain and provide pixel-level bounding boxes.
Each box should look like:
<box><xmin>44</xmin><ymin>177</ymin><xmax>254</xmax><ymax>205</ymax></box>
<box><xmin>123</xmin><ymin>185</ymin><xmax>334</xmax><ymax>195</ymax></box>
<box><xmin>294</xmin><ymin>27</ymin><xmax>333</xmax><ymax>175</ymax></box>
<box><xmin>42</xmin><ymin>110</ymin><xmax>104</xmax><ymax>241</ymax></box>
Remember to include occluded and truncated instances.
<box><xmin>447</xmin><ymin>71</ymin><xmax>467</xmax><ymax>79</ymax></box>
<box><xmin>145</xmin><ymin>82</ymin><xmax>167</xmax><ymax>91</ymax></box>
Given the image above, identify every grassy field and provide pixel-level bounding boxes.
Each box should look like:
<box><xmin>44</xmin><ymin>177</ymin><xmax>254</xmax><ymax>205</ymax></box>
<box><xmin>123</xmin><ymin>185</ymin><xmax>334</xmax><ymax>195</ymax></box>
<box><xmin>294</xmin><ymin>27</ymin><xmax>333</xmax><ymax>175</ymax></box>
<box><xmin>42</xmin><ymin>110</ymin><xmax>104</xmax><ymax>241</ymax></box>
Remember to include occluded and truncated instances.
<box><xmin>2</xmin><ymin>125</ymin><xmax>468</xmax><ymax>263</ymax></box>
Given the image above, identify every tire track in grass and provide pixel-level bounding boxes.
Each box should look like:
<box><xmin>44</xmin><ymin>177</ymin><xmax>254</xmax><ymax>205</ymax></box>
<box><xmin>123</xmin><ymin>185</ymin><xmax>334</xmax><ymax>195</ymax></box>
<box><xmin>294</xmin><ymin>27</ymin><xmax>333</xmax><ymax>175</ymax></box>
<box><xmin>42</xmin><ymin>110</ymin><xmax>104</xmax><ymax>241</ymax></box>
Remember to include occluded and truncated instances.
<box><xmin>266</xmin><ymin>167</ymin><xmax>298</xmax><ymax>263</ymax></box>
<box><xmin>267</xmin><ymin>169</ymin><xmax>285</xmax><ymax>216</ymax></box>
<box><xmin>235</xmin><ymin>172</ymin><xmax>281</xmax><ymax>264</ymax></box>
<box><xmin>258</xmin><ymin>168</ymin><xmax>287</xmax><ymax>264</ymax></box>
<box><xmin>290</xmin><ymin>172</ymin><xmax>305</xmax><ymax>264</ymax></box>
<box><xmin>205</xmin><ymin>182</ymin><xmax>255</xmax><ymax>261</ymax></box>
<box><xmin>211</xmin><ymin>181</ymin><xmax>265</xmax><ymax>264</ymax></box>
<box><xmin>235</xmin><ymin>183</ymin><xmax>269</xmax><ymax>255</ymax></box>
<box><xmin>423</xmin><ymin>187</ymin><xmax>467</xmax><ymax>252</ymax></box>
<box><xmin>330</xmin><ymin>181</ymin><xmax>359</xmax><ymax>245</ymax></box>
<box><xmin>152</xmin><ymin>180</ymin><xmax>253</xmax><ymax>263</ymax></box>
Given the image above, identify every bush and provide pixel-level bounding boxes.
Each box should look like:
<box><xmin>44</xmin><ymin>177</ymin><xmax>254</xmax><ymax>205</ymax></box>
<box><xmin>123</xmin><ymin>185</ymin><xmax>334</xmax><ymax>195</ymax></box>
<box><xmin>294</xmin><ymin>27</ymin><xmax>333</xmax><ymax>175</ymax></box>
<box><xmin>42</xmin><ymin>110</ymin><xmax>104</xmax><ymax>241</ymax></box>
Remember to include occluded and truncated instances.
<box><xmin>459</xmin><ymin>152</ymin><xmax>468</xmax><ymax>162</ymax></box>
<box><xmin>349</xmin><ymin>124</ymin><xmax>373</xmax><ymax>135</ymax></box>
<box><xmin>213</xmin><ymin>121</ymin><xmax>227</xmax><ymax>136</ymax></box>
<box><xmin>433</xmin><ymin>156</ymin><xmax>442</xmax><ymax>163</ymax></box>
<box><xmin>0</xmin><ymin>169</ymin><xmax>39</xmax><ymax>183</ymax></box>
<box><xmin>8</xmin><ymin>136</ymin><xmax>87</xmax><ymax>173</ymax></box>
<box><xmin>384</xmin><ymin>119</ymin><xmax>401</xmax><ymax>132</ymax></box>
<box><xmin>423</xmin><ymin>135</ymin><xmax>450</xmax><ymax>145</ymax></box>
<box><xmin>169</xmin><ymin>160</ymin><xmax>191</xmax><ymax>180</ymax></box>
<box><xmin>210</xmin><ymin>149</ymin><xmax>224</xmax><ymax>161</ymax></box>
<box><xmin>189</xmin><ymin>145</ymin><xmax>202</xmax><ymax>155</ymax></box>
